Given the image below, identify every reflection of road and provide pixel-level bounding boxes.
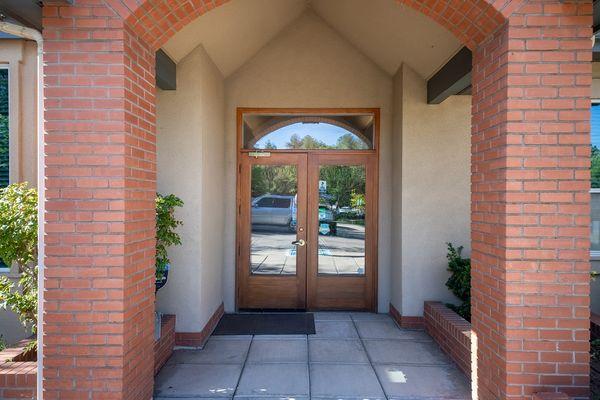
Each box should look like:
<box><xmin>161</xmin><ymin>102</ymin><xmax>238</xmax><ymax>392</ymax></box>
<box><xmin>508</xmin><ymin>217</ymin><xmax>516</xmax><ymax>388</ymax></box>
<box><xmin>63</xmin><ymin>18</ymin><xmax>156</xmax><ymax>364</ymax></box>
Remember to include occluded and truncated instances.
<box><xmin>251</xmin><ymin>225</ymin><xmax>296</xmax><ymax>275</ymax></box>
<box><xmin>319</xmin><ymin>223</ymin><xmax>365</xmax><ymax>275</ymax></box>
<box><xmin>250</xmin><ymin>222</ymin><xmax>365</xmax><ymax>276</ymax></box>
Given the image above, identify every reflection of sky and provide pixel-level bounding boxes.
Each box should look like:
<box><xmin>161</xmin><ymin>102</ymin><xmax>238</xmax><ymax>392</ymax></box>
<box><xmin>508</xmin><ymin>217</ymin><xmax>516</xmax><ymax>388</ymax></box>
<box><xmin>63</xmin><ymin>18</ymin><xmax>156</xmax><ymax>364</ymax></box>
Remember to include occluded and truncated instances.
<box><xmin>593</xmin><ymin>105</ymin><xmax>600</xmax><ymax>147</ymax></box>
<box><xmin>255</xmin><ymin>123</ymin><xmax>355</xmax><ymax>149</ymax></box>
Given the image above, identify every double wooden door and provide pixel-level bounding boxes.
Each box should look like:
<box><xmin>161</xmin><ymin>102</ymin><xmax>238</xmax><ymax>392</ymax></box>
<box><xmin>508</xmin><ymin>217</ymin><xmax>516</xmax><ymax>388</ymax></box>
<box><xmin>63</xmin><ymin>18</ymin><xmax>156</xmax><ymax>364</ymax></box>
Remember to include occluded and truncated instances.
<box><xmin>237</xmin><ymin>152</ymin><xmax>378</xmax><ymax>311</ymax></box>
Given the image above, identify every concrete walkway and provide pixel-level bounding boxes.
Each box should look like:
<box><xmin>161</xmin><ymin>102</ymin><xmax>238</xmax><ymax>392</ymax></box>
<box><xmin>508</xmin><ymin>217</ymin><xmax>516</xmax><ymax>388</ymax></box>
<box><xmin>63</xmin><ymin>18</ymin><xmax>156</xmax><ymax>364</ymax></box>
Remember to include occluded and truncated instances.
<box><xmin>154</xmin><ymin>312</ymin><xmax>470</xmax><ymax>399</ymax></box>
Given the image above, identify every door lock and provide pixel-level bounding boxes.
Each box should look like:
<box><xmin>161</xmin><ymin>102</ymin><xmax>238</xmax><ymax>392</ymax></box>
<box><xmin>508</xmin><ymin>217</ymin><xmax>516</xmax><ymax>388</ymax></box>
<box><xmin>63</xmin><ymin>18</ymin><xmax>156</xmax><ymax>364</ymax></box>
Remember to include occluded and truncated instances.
<box><xmin>291</xmin><ymin>239</ymin><xmax>306</xmax><ymax>247</ymax></box>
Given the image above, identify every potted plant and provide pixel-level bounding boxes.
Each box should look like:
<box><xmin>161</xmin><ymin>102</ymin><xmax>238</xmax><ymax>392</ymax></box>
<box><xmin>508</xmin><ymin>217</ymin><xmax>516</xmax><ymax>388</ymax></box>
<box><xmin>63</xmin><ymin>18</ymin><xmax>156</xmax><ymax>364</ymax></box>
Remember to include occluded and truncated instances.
<box><xmin>445</xmin><ymin>242</ymin><xmax>471</xmax><ymax>321</ymax></box>
<box><xmin>155</xmin><ymin>193</ymin><xmax>183</xmax><ymax>292</ymax></box>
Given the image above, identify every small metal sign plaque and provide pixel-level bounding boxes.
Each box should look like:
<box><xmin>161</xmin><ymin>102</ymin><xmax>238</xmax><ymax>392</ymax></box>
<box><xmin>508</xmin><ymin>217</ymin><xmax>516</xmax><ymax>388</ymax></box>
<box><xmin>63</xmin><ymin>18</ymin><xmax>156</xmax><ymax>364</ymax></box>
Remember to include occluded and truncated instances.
<box><xmin>248</xmin><ymin>151</ymin><xmax>271</xmax><ymax>158</ymax></box>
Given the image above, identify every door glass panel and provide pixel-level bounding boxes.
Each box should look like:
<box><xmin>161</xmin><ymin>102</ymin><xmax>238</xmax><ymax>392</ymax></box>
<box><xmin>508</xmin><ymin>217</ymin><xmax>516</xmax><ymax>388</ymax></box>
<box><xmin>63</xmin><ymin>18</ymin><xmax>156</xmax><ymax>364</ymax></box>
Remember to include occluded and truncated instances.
<box><xmin>251</xmin><ymin>165</ymin><xmax>298</xmax><ymax>275</ymax></box>
<box><xmin>242</xmin><ymin>113</ymin><xmax>376</xmax><ymax>150</ymax></box>
<box><xmin>317</xmin><ymin>165</ymin><xmax>366</xmax><ymax>275</ymax></box>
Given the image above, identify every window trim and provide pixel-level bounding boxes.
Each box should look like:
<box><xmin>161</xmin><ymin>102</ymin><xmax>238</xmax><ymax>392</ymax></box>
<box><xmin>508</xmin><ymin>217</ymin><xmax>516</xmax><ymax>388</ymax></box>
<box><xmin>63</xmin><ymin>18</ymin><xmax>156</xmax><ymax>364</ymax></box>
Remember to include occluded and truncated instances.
<box><xmin>592</xmin><ymin>189</ymin><xmax>600</xmax><ymax>260</ymax></box>
<box><xmin>0</xmin><ymin>65</ymin><xmax>8</xmax><ymax>272</ymax></box>
<box><xmin>0</xmin><ymin>65</ymin><xmax>8</xmax><ymax>189</ymax></box>
<box><xmin>592</xmin><ymin>100</ymin><xmax>600</xmax><ymax>259</ymax></box>
<box><xmin>237</xmin><ymin>108</ymin><xmax>380</xmax><ymax>154</ymax></box>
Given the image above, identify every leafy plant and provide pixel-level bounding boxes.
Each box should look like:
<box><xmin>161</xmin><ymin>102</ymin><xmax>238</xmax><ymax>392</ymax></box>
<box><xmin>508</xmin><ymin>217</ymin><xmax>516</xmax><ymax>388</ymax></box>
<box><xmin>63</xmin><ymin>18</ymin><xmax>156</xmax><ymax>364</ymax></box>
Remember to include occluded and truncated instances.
<box><xmin>445</xmin><ymin>243</ymin><xmax>471</xmax><ymax>322</ymax></box>
<box><xmin>0</xmin><ymin>335</ymin><xmax>5</xmax><ymax>352</ymax></box>
<box><xmin>156</xmin><ymin>193</ymin><xmax>183</xmax><ymax>281</ymax></box>
<box><xmin>350</xmin><ymin>192</ymin><xmax>366</xmax><ymax>215</ymax></box>
<box><xmin>0</xmin><ymin>183</ymin><xmax>38</xmax><ymax>335</ymax></box>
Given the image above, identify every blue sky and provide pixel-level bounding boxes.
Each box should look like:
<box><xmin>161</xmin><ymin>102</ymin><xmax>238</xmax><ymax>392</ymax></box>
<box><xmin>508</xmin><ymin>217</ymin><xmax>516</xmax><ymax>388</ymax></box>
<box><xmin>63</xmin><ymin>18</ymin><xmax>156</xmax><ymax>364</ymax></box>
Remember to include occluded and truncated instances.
<box><xmin>254</xmin><ymin>122</ymin><xmax>356</xmax><ymax>149</ymax></box>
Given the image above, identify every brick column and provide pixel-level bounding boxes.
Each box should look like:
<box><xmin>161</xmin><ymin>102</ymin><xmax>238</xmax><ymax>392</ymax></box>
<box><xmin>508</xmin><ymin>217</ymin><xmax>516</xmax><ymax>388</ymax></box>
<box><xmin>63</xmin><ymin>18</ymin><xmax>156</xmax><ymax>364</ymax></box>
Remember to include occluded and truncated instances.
<box><xmin>471</xmin><ymin>2</ymin><xmax>592</xmax><ymax>399</ymax></box>
<box><xmin>43</xmin><ymin>2</ymin><xmax>156</xmax><ymax>399</ymax></box>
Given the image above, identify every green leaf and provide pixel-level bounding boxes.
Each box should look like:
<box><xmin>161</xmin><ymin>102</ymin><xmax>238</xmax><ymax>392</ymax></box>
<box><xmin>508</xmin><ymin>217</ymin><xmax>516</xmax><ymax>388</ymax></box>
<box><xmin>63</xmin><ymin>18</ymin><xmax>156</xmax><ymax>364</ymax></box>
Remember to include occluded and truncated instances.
<box><xmin>445</xmin><ymin>242</ymin><xmax>471</xmax><ymax>321</ymax></box>
<box><xmin>156</xmin><ymin>193</ymin><xmax>184</xmax><ymax>280</ymax></box>
<box><xmin>0</xmin><ymin>183</ymin><xmax>38</xmax><ymax>334</ymax></box>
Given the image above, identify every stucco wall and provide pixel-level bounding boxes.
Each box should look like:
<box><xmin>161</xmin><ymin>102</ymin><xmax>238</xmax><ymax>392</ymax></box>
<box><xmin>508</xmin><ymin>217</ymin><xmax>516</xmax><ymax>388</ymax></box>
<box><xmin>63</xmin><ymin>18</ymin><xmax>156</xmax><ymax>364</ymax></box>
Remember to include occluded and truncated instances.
<box><xmin>155</xmin><ymin>11</ymin><xmax>473</xmax><ymax>321</ymax></box>
<box><xmin>223</xmin><ymin>11</ymin><xmax>394</xmax><ymax>313</ymax></box>
<box><xmin>0</xmin><ymin>38</ymin><xmax>38</xmax><ymax>346</ymax></box>
<box><xmin>0</xmin><ymin>39</ymin><xmax>38</xmax><ymax>186</ymax></box>
<box><xmin>394</xmin><ymin>64</ymin><xmax>471</xmax><ymax>317</ymax></box>
<box><xmin>156</xmin><ymin>45</ymin><xmax>225</xmax><ymax>332</ymax></box>
<box><xmin>390</xmin><ymin>68</ymin><xmax>403</xmax><ymax>310</ymax></box>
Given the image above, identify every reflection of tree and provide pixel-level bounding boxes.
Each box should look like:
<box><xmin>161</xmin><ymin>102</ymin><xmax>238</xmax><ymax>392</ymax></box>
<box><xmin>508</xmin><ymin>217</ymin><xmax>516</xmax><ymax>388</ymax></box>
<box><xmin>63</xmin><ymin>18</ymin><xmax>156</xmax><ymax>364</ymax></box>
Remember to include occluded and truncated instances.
<box><xmin>287</xmin><ymin>134</ymin><xmax>328</xmax><ymax>149</ymax></box>
<box><xmin>351</xmin><ymin>192</ymin><xmax>366</xmax><ymax>213</ymax></box>
<box><xmin>263</xmin><ymin>140</ymin><xmax>277</xmax><ymax>149</ymax></box>
<box><xmin>336</xmin><ymin>134</ymin><xmax>368</xmax><ymax>150</ymax></box>
<box><xmin>320</xmin><ymin>166</ymin><xmax>365</xmax><ymax>207</ymax></box>
<box><xmin>593</xmin><ymin>145</ymin><xmax>600</xmax><ymax>189</ymax></box>
<box><xmin>279</xmin><ymin>132</ymin><xmax>368</xmax><ymax>150</ymax></box>
<box><xmin>252</xmin><ymin>165</ymin><xmax>297</xmax><ymax>197</ymax></box>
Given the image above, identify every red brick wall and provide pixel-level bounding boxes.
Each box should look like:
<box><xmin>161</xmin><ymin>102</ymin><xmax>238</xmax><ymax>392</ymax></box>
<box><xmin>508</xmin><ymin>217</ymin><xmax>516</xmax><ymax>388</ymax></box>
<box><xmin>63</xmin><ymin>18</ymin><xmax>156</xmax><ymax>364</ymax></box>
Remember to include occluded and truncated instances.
<box><xmin>471</xmin><ymin>2</ymin><xmax>592</xmax><ymax>399</ymax></box>
<box><xmin>0</xmin><ymin>341</ymin><xmax>36</xmax><ymax>400</ymax></box>
<box><xmin>0</xmin><ymin>362</ymin><xmax>36</xmax><ymax>400</ymax></box>
<box><xmin>43</xmin><ymin>2</ymin><xmax>156</xmax><ymax>399</ymax></box>
<box><xmin>40</xmin><ymin>1</ymin><xmax>592</xmax><ymax>399</ymax></box>
<box><xmin>424</xmin><ymin>301</ymin><xmax>472</xmax><ymax>377</ymax></box>
<box><xmin>0</xmin><ymin>315</ymin><xmax>177</xmax><ymax>399</ymax></box>
<box><xmin>154</xmin><ymin>314</ymin><xmax>176</xmax><ymax>375</ymax></box>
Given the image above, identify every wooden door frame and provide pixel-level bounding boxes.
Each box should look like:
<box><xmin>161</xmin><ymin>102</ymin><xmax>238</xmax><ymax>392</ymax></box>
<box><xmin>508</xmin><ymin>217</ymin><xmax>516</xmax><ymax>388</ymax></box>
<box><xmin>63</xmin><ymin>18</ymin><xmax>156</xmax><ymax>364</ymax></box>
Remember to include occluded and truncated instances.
<box><xmin>236</xmin><ymin>108</ymin><xmax>380</xmax><ymax>311</ymax></box>
<box><xmin>306</xmin><ymin>153</ymin><xmax>378</xmax><ymax>311</ymax></box>
<box><xmin>237</xmin><ymin>153</ymin><xmax>308</xmax><ymax>309</ymax></box>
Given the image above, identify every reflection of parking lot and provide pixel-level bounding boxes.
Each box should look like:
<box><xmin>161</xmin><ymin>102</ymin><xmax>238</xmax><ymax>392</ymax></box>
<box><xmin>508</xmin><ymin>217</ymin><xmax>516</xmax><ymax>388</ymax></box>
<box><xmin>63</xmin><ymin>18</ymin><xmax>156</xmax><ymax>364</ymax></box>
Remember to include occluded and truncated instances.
<box><xmin>250</xmin><ymin>223</ymin><xmax>365</xmax><ymax>275</ymax></box>
<box><xmin>251</xmin><ymin>225</ymin><xmax>297</xmax><ymax>275</ymax></box>
<box><xmin>319</xmin><ymin>223</ymin><xmax>365</xmax><ymax>275</ymax></box>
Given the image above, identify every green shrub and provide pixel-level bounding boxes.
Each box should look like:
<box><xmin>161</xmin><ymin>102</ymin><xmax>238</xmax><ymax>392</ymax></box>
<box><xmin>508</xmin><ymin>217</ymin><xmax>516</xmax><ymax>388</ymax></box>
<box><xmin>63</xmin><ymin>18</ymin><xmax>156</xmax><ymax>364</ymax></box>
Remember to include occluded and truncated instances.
<box><xmin>0</xmin><ymin>183</ymin><xmax>38</xmax><ymax>335</ymax></box>
<box><xmin>445</xmin><ymin>242</ymin><xmax>471</xmax><ymax>322</ymax></box>
<box><xmin>156</xmin><ymin>193</ymin><xmax>183</xmax><ymax>280</ymax></box>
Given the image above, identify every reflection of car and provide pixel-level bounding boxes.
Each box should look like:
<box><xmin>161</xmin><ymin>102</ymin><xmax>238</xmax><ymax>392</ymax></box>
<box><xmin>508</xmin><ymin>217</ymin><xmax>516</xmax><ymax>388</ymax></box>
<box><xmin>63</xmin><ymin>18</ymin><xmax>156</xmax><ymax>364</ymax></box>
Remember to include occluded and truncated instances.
<box><xmin>319</xmin><ymin>204</ymin><xmax>337</xmax><ymax>235</ymax></box>
<box><xmin>252</xmin><ymin>194</ymin><xmax>296</xmax><ymax>228</ymax></box>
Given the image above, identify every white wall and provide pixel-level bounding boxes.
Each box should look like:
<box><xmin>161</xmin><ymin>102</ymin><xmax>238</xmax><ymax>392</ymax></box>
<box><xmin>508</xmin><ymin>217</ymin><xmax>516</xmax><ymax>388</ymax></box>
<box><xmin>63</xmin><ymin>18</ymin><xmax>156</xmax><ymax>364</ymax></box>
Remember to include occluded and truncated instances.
<box><xmin>223</xmin><ymin>11</ymin><xmax>394</xmax><ymax>313</ymax></box>
<box><xmin>393</xmin><ymin>64</ymin><xmax>471</xmax><ymax>317</ymax></box>
<box><xmin>0</xmin><ymin>39</ymin><xmax>38</xmax><ymax>186</ymax></box>
<box><xmin>156</xmin><ymin>45</ymin><xmax>225</xmax><ymax>332</ymax></box>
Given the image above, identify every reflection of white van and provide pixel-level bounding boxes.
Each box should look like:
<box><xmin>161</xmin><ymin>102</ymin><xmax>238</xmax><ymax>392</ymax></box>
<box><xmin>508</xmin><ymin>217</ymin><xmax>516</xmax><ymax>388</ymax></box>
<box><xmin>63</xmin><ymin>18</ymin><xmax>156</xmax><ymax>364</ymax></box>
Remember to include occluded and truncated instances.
<box><xmin>251</xmin><ymin>194</ymin><xmax>296</xmax><ymax>228</ymax></box>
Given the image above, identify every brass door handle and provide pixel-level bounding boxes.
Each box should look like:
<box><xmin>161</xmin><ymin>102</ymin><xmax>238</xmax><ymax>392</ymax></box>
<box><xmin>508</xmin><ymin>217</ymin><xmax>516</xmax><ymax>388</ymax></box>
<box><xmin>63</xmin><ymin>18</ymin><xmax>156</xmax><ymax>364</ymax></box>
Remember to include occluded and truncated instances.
<box><xmin>292</xmin><ymin>239</ymin><xmax>306</xmax><ymax>247</ymax></box>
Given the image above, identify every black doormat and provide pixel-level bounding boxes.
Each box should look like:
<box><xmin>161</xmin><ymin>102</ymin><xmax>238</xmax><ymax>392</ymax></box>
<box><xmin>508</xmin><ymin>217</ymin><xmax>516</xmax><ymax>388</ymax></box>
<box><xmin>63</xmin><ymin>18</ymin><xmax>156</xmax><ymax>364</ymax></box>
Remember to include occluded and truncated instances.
<box><xmin>213</xmin><ymin>313</ymin><xmax>316</xmax><ymax>335</ymax></box>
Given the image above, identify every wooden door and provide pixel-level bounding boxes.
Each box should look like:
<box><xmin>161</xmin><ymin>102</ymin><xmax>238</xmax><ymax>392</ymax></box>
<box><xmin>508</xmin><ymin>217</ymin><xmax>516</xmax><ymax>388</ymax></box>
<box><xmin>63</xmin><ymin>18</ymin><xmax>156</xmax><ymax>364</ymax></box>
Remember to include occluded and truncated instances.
<box><xmin>306</xmin><ymin>153</ymin><xmax>378</xmax><ymax>311</ymax></box>
<box><xmin>237</xmin><ymin>153</ymin><xmax>308</xmax><ymax>309</ymax></box>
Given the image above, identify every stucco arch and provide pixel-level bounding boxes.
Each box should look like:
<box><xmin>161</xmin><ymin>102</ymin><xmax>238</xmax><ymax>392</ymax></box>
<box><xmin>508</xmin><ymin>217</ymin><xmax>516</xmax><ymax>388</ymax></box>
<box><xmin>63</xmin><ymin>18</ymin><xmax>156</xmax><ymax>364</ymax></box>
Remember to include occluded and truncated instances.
<box><xmin>106</xmin><ymin>0</ymin><xmax>519</xmax><ymax>51</ymax></box>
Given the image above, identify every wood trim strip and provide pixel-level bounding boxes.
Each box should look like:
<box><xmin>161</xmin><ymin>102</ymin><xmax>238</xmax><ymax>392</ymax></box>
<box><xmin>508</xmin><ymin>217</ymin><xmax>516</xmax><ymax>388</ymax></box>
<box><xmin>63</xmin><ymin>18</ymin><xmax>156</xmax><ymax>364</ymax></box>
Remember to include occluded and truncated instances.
<box><xmin>175</xmin><ymin>303</ymin><xmax>224</xmax><ymax>347</ymax></box>
<box><xmin>389</xmin><ymin>302</ymin><xmax>425</xmax><ymax>329</ymax></box>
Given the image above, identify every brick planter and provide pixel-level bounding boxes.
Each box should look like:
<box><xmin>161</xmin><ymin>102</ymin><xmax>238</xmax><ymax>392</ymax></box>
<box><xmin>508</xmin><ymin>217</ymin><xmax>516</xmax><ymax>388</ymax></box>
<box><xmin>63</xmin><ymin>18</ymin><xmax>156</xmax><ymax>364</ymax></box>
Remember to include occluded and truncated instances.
<box><xmin>0</xmin><ymin>315</ymin><xmax>176</xmax><ymax>399</ymax></box>
<box><xmin>424</xmin><ymin>301</ymin><xmax>472</xmax><ymax>376</ymax></box>
<box><xmin>154</xmin><ymin>314</ymin><xmax>176</xmax><ymax>375</ymax></box>
<box><xmin>0</xmin><ymin>340</ymin><xmax>36</xmax><ymax>400</ymax></box>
